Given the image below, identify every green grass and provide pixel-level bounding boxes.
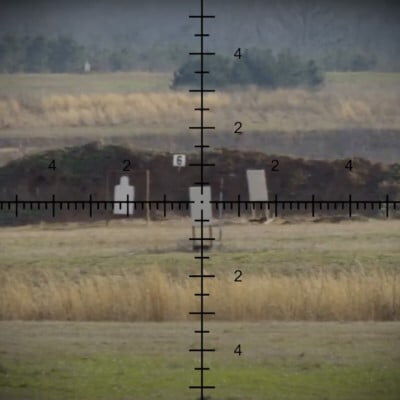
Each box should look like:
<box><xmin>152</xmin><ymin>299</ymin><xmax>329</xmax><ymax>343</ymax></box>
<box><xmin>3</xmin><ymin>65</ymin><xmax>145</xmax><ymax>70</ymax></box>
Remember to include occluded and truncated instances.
<box><xmin>1</xmin><ymin>220</ymin><xmax>399</xmax><ymax>398</ymax></box>
<box><xmin>1</xmin><ymin>219</ymin><xmax>399</xmax><ymax>276</ymax></box>
<box><xmin>0</xmin><ymin>321</ymin><xmax>399</xmax><ymax>399</ymax></box>
<box><xmin>326</xmin><ymin>71</ymin><xmax>400</xmax><ymax>85</ymax></box>
<box><xmin>0</xmin><ymin>72</ymin><xmax>172</xmax><ymax>98</ymax></box>
<box><xmin>1</xmin><ymin>71</ymin><xmax>399</xmax><ymax>98</ymax></box>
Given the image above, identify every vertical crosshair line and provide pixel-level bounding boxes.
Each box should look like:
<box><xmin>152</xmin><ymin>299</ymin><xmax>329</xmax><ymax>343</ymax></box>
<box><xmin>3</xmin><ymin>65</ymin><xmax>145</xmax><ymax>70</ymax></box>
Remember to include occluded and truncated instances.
<box><xmin>188</xmin><ymin>0</ymin><xmax>216</xmax><ymax>398</ymax></box>
<box><xmin>200</xmin><ymin>209</ymin><xmax>205</xmax><ymax>398</ymax></box>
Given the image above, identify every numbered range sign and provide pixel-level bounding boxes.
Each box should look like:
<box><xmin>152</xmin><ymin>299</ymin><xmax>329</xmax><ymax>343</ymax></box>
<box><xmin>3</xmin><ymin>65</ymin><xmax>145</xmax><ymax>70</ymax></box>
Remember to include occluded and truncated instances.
<box><xmin>113</xmin><ymin>176</ymin><xmax>135</xmax><ymax>215</ymax></box>
<box><xmin>173</xmin><ymin>154</ymin><xmax>186</xmax><ymax>168</ymax></box>
<box><xmin>246</xmin><ymin>170</ymin><xmax>269</xmax><ymax>202</ymax></box>
<box><xmin>189</xmin><ymin>186</ymin><xmax>212</xmax><ymax>227</ymax></box>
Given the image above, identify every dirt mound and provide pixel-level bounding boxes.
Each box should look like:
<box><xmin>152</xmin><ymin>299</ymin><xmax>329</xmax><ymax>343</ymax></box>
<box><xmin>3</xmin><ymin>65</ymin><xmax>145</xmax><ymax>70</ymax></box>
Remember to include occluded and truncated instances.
<box><xmin>0</xmin><ymin>142</ymin><xmax>399</xmax><ymax>224</ymax></box>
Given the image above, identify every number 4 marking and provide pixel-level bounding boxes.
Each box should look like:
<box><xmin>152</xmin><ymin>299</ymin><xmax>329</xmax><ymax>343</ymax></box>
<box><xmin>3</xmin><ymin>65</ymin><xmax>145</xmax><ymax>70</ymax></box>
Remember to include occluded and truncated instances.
<box><xmin>234</xmin><ymin>344</ymin><xmax>242</xmax><ymax>356</ymax></box>
<box><xmin>48</xmin><ymin>160</ymin><xmax>56</xmax><ymax>170</ymax></box>
<box><xmin>345</xmin><ymin>160</ymin><xmax>353</xmax><ymax>171</ymax></box>
<box><xmin>234</xmin><ymin>48</ymin><xmax>242</xmax><ymax>60</ymax></box>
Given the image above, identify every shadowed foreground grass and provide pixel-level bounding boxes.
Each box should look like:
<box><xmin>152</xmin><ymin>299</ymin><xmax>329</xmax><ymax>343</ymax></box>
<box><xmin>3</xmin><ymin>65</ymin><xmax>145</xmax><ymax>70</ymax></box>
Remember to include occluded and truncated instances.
<box><xmin>0</xmin><ymin>321</ymin><xmax>399</xmax><ymax>400</ymax></box>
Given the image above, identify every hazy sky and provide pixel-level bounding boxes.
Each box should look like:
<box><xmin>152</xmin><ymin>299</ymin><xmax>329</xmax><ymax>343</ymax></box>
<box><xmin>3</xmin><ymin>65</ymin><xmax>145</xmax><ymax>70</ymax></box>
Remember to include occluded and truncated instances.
<box><xmin>1</xmin><ymin>0</ymin><xmax>399</xmax><ymax>62</ymax></box>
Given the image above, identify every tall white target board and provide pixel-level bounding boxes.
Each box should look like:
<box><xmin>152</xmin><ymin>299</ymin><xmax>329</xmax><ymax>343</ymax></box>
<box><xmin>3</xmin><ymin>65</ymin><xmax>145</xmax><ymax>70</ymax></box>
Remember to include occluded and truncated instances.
<box><xmin>246</xmin><ymin>170</ymin><xmax>268</xmax><ymax>202</ymax></box>
<box><xmin>189</xmin><ymin>186</ymin><xmax>212</xmax><ymax>226</ymax></box>
<box><xmin>114</xmin><ymin>176</ymin><xmax>135</xmax><ymax>215</ymax></box>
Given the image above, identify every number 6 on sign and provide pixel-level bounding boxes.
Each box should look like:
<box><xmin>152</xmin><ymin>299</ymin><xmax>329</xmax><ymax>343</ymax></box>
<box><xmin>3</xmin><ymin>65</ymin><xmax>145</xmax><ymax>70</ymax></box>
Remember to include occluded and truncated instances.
<box><xmin>173</xmin><ymin>154</ymin><xmax>186</xmax><ymax>167</ymax></box>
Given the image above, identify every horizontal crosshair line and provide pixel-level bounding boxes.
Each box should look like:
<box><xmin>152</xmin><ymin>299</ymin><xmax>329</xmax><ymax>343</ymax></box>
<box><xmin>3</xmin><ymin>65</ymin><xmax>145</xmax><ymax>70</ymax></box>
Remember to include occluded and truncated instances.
<box><xmin>0</xmin><ymin>201</ymin><xmax>193</xmax><ymax>207</ymax></box>
<box><xmin>210</xmin><ymin>200</ymin><xmax>399</xmax><ymax>208</ymax></box>
<box><xmin>189</xmin><ymin>274</ymin><xmax>215</xmax><ymax>278</ymax></box>
<box><xmin>210</xmin><ymin>200</ymin><xmax>398</xmax><ymax>205</ymax></box>
<box><xmin>1</xmin><ymin>199</ymin><xmax>398</xmax><ymax>208</ymax></box>
<box><xmin>0</xmin><ymin>199</ymin><xmax>192</xmax><ymax>204</ymax></box>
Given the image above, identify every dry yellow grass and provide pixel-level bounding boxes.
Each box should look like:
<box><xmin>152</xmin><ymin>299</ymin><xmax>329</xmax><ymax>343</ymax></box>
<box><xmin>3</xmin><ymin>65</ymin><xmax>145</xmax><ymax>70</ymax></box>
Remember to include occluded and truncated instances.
<box><xmin>1</xmin><ymin>268</ymin><xmax>398</xmax><ymax>321</ymax></box>
<box><xmin>1</xmin><ymin>80</ymin><xmax>399</xmax><ymax>132</ymax></box>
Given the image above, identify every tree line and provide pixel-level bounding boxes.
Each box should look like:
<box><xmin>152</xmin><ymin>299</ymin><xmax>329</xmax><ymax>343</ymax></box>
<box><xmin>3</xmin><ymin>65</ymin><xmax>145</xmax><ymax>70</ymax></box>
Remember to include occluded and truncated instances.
<box><xmin>0</xmin><ymin>34</ymin><xmax>187</xmax><ymax>73</ymax></box>
<box><xmin>0</xmin><ymin>34</ymin><xmax>382</xmax><ymax>76</ymax></box>
<box><xmin>173</xmin><ymin>49</ymin><xmax>324</xmax><ymax>89</ymax></box>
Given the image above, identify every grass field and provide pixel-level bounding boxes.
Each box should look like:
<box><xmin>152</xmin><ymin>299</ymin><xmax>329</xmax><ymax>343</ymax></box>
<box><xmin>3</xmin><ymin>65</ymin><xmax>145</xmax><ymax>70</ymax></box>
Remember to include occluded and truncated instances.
<box><xmin>0</xmin><ymin>321</ymin><xmax>399</xmax><ymax>400</ymax></box>
<box><xmin>1</xmin><ymin>70</ymin><xmax>400</xmax><ymax>399</ymax></box>
<box><xmin>0</xmin><ymin>71</ymin><xmax>399</xmax><ymax>137</ymax></box>
<box><xmin>1</xmin><ymin>71</ymin><xmax>399</xmax><ymax>97</ymax></box>
<box><xmin>1</xmin><ymin>218</ymin><xmax>399</xmax><ymax>321</ymax></box>
<box><xmin>0</xmin><ymin>70</ymin><xmax>399</xmax><ymax>167</ymax></box>
<box><xmin>1</xmin><ymin>217</ymin><xmax>400</xmax><ymax>398</ymax></box>
<box><xmin>2</xmin><ymin>218</ymin><xmax>399</xmax><ymax>275</ymax></box>
<box><xmin>0</xmin><ymin>72</ymin><xmax>172</xmax><ymax>97</ymax></box>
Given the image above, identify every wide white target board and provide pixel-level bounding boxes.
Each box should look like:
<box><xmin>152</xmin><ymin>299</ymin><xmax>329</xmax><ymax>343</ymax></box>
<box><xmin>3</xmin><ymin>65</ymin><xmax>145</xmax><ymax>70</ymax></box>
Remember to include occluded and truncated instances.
<box><xmin>246</xmin><ymin>170</ymin><xmax>268</xmax><ymax>202</ymax></box>
<box><xmin>189</xmin><ymin>186</ymin><xmax>212</xmax><ymax>227</ymax></box>
<box><xmin>113</xmin><ymin>176</ymin><xmax>135</xmax><ymax>215</ymax></box>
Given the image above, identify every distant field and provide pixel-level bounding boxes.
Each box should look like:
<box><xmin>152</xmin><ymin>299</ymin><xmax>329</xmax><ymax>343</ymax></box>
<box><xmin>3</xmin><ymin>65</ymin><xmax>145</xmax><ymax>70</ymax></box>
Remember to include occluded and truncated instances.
<box><xmin>0</xmin><ymin>71</ymin><xmax>399</xmax><ymax>137</ymax></box>
<box><xmin>0</xmin><ymin>320</ymin><xmax>399</xmax><ymax>400</ymax></box>
<box><xmin>0</xmin><ymin>71</ymin><xmax>172</xmax><ymax>97</ymax></box>
<box><xmin>0</xmin><ymin>71</ymin><xmax>399</xmax><ymax>166</ymax></box>
<box><xmin>1</xmin><ymin>71</ymin><xmax>399</xmax><ymax>97</ymax></box>
<box><xmin>327</xmin><ymin>71</ymin><xmax>400</xmax><ymax>85</ymax></box>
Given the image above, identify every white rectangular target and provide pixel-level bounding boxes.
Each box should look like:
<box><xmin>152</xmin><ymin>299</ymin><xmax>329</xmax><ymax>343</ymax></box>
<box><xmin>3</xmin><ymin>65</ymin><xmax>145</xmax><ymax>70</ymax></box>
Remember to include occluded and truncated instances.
<box><xmin>246</xmin><ymin>170</ymin><xmax>268</xmax><ymax>202</ymax></box>
<box><xmin>189</xmin><ymin>186</ymin><xmax>212</xmax><ymax>226</ymax></box>
<box><xmin>114</xmin><ymin>176</ymin><xmax>135</xmax><ymax>215</ymax></box>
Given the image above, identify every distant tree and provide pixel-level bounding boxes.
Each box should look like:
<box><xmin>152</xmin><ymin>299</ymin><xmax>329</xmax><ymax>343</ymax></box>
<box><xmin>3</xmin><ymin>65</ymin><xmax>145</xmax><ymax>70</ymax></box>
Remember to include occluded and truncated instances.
<box><xmin>172</xmin><ymin>55</ymin><xmax>232</xmax><ymax>88</ymax></box>
<box><xmin>232</xmin><ymin>49</ymin><xmax>278</xmax><ymax>87</ymax></box>
<box><xmin>48</xmin><ymin>36</ymin><xmax>85</xmax><ymax>73</ymax></box>
<box><xmin>232</xmin><ymin>48</ymin><xmax>323</xmax><ymax>88</ymax></box>
<box><xmin>304</xmin><ymin>60</ymin><xmax>324</xmax><ymax>86</ymax></box>
<box><xmin>275</xmin><ymin>50</ymin><xmax>304</xmax><ymax>87</ymax></box>
<box><xmin>109</xmin><ymin>48</ymin><xmax>136</xmax><ymax>71</ymax></box>
<box><xmin>0</xmin><ymin>35</ymin><xmax>25</xmax><ymax>72</ymax></box>
<box><xmin>322</xmin><ymin>49</ymin><xmax>377</xmax><ymax>71</ymax></box>
<box><xmin>25</xmin><ymin>36</ymin><xmax>49</xmax><ymax>72</ymax></box>
<box><xmin>351</xmin><ymin>53</ymin><xmax>377</xmax><ymax>71</ymax></box>
<box><xmin>172</xmin><ymin>48</ymin><xmax>324</xmax><ymax>89</ymax></box>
